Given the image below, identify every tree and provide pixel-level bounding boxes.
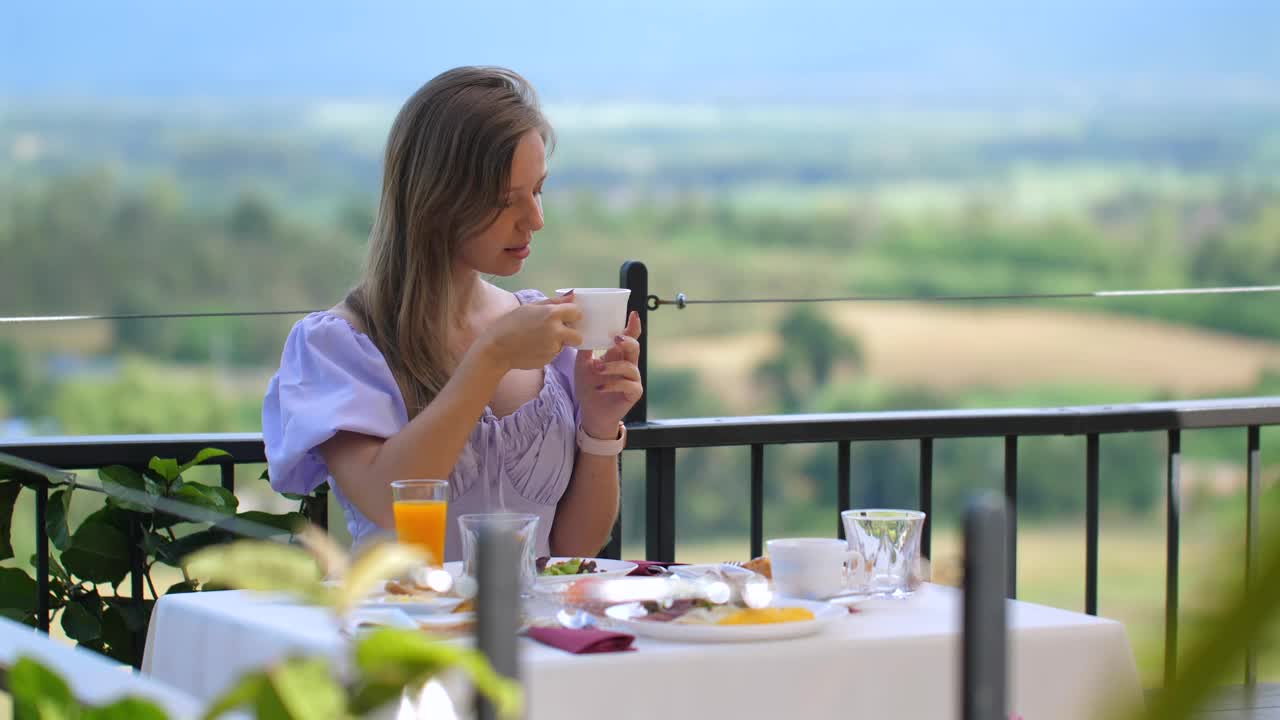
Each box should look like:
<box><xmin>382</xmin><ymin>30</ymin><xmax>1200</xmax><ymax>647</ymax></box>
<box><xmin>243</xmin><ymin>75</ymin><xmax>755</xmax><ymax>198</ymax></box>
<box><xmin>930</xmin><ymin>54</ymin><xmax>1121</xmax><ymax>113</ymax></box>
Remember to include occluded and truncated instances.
<box><xmin>754</xmin><ymin>306</ymin><xmax>864</xmax><ymax>412</ymax></box>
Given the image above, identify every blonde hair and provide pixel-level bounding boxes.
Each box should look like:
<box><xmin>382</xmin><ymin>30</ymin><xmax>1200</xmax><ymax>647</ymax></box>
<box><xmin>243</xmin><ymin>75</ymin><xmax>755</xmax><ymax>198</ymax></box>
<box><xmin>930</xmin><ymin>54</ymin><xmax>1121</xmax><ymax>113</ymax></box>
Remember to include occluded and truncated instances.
<box><xmin>347</xmin><ymin>66</ymin><xmax>554</xmax><ymax>415</ymax></box>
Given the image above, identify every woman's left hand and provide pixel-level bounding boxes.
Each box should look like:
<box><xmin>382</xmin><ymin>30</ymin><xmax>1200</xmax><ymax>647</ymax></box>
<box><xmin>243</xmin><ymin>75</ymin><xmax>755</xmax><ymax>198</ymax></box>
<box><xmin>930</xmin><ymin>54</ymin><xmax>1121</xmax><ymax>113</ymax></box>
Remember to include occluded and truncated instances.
<box><xmin>575</xmin><ymin>311</ymin><xmax>644</xmax><ymax>438</ymax></box>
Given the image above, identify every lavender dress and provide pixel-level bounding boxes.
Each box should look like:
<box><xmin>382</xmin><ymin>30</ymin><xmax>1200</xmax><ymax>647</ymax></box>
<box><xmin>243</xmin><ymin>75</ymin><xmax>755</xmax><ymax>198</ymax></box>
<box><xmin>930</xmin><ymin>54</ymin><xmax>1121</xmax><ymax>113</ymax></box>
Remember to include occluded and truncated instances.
<box><xmin>262</xmin><ymin>289</ymin><xmax>579</xmax><ymax>560</ymax></box>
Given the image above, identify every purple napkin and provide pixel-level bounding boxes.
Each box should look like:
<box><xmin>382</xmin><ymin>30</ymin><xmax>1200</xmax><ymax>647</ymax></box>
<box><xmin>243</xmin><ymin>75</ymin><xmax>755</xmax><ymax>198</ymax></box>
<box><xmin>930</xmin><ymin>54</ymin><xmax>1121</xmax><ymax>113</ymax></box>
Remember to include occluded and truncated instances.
<box><xmin>525</xmin><ymin>626</ymin><xmax>636</xmax><ymax>654</ymax></box>
<box><xmin>626</xmin><ymin>560</ymin><xmax>685</xmax><ymax>576</ymax></box>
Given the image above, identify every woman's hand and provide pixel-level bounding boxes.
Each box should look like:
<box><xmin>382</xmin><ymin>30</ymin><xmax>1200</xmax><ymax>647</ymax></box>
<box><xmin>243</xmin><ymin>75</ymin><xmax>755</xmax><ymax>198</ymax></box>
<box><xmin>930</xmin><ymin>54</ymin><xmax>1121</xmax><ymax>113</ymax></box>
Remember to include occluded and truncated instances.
<box><xmin>478</xmin><ymin>293</ymin><xmax>583</xmax><ymax>371</ymax></box>
<box><xmin>576</xmin><ymin>311</ymin><xmax>644</xmax><ymax>437</ymax></box>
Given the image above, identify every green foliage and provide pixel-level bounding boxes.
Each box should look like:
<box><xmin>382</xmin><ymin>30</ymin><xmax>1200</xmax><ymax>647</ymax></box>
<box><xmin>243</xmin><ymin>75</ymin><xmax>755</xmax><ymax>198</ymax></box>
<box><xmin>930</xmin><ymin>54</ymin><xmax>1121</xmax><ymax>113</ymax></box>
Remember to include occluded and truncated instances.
<box><xmin>7</xmin><ymin>656</ymin><xmax>172</xmax><ymax>719</ymax></box>
<box><xmin>49</xmin><ymin>359</ymin><xmax>261</xmax><ymax>435</ymax></box>
<box><xmin>754</xmin><ymin>306</ymin><xmax>863</xmax><ymax>412</ymax></box>
<box><xmin>0</xmin><ymin>449</ymin><xmax>308</xmax><ymax>667</ymax></box>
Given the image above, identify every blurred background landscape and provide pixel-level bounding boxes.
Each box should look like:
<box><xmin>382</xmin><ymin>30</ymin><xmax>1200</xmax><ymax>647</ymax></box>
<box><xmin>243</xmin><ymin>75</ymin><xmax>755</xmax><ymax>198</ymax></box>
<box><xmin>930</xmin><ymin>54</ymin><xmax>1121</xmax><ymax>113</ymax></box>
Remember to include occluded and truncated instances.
<box><xmin>3</xmin><ymin>0</ymin><xmax>1280</xmax><ymax>684</ymax></box>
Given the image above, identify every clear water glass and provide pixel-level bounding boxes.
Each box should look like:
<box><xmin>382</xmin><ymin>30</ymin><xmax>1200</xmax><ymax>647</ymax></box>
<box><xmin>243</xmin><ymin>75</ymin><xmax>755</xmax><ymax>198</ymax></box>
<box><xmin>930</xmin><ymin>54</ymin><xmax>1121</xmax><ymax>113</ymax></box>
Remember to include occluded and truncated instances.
<box><xmin>841</xmin><ymin>509</ymin><xmax>926</xmax><ymax>598</ymax></box>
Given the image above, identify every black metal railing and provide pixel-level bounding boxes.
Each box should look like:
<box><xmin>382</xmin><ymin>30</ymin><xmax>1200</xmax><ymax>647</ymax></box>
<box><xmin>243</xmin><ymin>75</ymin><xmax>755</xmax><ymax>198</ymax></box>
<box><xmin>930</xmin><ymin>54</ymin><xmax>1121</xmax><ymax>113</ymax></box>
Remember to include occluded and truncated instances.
<box><xmin>5</xmin><ymin>396</ymin><xmax>1277</xmax><ymax>683</ymax></box>
<box><xmin>2</xmin><ymin>259</ymin><xmax>1277</xmax><ymax>690</ymax></box>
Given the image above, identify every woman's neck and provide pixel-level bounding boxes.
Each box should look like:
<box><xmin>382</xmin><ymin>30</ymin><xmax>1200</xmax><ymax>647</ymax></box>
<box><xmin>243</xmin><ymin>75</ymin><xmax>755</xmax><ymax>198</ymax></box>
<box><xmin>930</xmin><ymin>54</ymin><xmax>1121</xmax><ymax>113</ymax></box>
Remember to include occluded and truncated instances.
<box><xmin>451</xmin><ymin>270</ymin><xmax>490</xmax><ymax>321</ymax></box>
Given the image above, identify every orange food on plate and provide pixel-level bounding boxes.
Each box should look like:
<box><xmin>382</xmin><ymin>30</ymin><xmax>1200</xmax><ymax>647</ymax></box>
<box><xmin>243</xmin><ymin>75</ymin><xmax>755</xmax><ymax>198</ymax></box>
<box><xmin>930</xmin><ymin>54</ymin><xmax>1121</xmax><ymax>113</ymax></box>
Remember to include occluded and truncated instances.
<box><xmin>741</xmin><ymin>556</ymin><xmax>772</xmax><ymax>578</ymax></box>
<box><xmin>716</xmin><ymin>607</ymin><xmax>814</xmax><ymax>625</ymax></box>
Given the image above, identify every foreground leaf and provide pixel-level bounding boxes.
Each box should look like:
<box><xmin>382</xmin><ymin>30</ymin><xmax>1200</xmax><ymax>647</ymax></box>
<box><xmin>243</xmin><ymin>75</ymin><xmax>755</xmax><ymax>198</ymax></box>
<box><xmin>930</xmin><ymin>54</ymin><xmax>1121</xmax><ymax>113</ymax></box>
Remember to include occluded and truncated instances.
<box><xmin>352</xmin><ymin>628</ymin><xmax>523</xmax><ymax>718</ymax></box>
<box><xmin>83</xmin><ymin>697</ymin><xmax>171</xmax><ymax>720</ymax></box>
<box><xmin>9</xmin><ymin>657</ymin><xmax>78</xmax><ymax>720</ymax></box>
<box><xmin>336</xmin><ymin>541</ymin><xmax>427</xmax><ymax>615</ymax></box>
<box><xmin>202</xmin><ymin>671</ymin><xmax>268</xmax><ymax>720</ymax></box>
<box><xmin>266</xmin><ymin>657</ymin><xmax>346</xmax><ymax>720</ymax></box>
<box><xmin>186</xmin><ymin>540</ymin><xmax>330</xmax><ymax>606</ymax></box>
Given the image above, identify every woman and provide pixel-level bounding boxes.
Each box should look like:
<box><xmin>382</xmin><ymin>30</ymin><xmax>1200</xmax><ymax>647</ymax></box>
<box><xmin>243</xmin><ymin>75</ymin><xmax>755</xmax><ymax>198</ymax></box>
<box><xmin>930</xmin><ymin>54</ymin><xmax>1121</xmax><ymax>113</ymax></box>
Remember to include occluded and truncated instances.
<box><xmin>262</xmin><ymin>66</ymin><xmax>643</xmax><ymax>561</ymax></box>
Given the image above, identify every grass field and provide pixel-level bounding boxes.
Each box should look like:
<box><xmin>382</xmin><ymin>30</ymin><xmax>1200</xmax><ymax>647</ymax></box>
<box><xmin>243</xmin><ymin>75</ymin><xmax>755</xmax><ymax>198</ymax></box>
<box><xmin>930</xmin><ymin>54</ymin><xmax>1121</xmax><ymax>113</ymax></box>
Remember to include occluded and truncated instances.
<box><xmin>655</xmin><ymin>301</ymin><xmax>1280</xmax><ymax>413</ymax></box>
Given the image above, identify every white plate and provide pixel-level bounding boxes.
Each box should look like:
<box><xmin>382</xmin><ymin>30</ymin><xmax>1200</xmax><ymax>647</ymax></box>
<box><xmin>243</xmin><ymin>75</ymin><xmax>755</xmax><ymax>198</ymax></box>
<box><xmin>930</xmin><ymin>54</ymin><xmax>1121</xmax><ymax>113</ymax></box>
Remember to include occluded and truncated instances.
<box><xmin>442</xmin><ymin>557</ymin><xmax>638</xmax><ymax>585</ymax></box>
<box><xmin>361</xmin><ymin>594</ymin><xmax>464</xmax><ymax>615</ymax></box>
<box><xmin>604</xmin><ymin>599</ymin><xmax>845</xmax><ymax>643</ymax></box>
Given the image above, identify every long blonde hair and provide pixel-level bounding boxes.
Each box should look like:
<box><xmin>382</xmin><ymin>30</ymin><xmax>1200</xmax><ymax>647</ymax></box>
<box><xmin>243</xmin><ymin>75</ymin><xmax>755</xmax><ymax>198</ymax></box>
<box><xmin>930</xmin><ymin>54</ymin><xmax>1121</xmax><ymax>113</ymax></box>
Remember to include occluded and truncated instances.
<box><xmin>347</xmin><ymin>66</ymin><xmax>554</xmax><ymax>416</ymax></box>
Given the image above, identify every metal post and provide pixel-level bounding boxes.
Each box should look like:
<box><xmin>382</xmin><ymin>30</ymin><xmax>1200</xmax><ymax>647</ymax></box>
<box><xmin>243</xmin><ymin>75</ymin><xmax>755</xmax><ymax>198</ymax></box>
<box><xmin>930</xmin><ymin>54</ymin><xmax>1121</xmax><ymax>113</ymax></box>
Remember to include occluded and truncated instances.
<box><xmin>35</xmin><ymin>481</ymin><xmax>50</xmax><ymax>632</ymax></box>
<box><xmin>920</xmin><ymin>438</ymin><xmax>933</xmax><ymax>560</ymax></box>
<box><xmin>645</xmin><ymin>448</ymin><xmax>676</xmax><ymax>562</ymax></box>
<box><xmin>1085</xmin><ymin>434</ymin><xmax>1100</xmax><ymax>616</ymax></box>
<box><xmin>750</xmin><ymin>444</ymin><xmax>764</xmax><ymax>559</ymax></box>
<box><xmin>620</xmin><ymin>261</ymin><xmax>648</xmax><ymax>425</ymax></box>
<box><xmin>1245</xmin><ymin>426</ymin><xmax>1260</xmax><ymax>686</ymax></box>
<box><xmin>1004</xmin><ymin>436</ymin><xmax>1018</xmax><ymax>599</ymax></box>
<box><xmin>1165</xmin><ymin>429</ymin><xmax>1181</xmax><ymax>687</ymax></box>
<box><xmin>962</xmin><ymin>493</ymin><xmax>1008</xmax><ymax>720</ymax></box>
<box><xmin>837</xmin><ymin>441</ymin><xmax>851</xmax><ymax>540</ymax></box>
<box><xmin>475</xmin><ymin>526</ymin><xmax>521</xmax><ymax>720</ymax></box>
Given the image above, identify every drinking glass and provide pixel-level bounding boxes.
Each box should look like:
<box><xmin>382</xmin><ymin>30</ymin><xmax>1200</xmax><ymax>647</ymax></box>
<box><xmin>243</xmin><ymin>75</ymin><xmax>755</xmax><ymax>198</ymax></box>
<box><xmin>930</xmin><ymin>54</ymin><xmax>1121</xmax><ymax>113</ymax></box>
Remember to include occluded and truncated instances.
<box><xmin>390</xmin><ymin>479</ymin><xmax>449</xmax><ymax>566</ymax></box>
<box><xmin>457</xmin><ymin>513</ymin><xmax>539</xmax><ymax>596</ymax></box>
<box><xmin>841</xmin><ymin>509</ymin><xmax>926</xmax><ymax>598</ymax></box>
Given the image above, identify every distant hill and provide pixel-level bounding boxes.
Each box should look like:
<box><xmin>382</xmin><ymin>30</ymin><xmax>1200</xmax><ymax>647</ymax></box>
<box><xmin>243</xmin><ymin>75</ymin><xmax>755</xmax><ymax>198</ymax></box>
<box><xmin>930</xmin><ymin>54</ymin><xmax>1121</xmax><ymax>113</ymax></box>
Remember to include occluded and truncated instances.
<box><xmin>5</xmin><ymin>0</ymin><xmax>1280</xmax><ymax>106</ymax></box>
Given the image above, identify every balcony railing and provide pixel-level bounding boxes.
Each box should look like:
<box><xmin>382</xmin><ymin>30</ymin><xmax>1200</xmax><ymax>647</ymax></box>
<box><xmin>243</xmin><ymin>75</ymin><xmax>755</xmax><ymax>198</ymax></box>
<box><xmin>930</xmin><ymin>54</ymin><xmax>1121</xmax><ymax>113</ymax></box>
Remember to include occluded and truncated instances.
<box><xmin>4</xmin><ymin>395</ymin><xmax>1279</xmax><ymax>685</ymax></box>
<box><xmin>2</xmin><ymin>261</ymin><xmax>1278</xmax><ymax>690</ymax></box>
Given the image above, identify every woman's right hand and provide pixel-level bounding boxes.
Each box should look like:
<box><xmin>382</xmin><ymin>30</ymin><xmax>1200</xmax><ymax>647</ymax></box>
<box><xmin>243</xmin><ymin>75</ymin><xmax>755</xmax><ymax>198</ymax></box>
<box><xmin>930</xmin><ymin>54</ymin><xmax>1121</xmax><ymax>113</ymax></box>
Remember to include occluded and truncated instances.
<box><xmin>478</xmin><ymin>293</ymin><xmax>584</xmax><ymax>370</ymax></box>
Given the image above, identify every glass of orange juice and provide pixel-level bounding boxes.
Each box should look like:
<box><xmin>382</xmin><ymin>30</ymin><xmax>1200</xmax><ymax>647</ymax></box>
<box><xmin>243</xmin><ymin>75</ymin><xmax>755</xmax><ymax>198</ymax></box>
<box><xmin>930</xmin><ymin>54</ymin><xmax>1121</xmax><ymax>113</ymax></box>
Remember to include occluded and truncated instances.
<box><xmin>390</xmin><ymin>479</ymin><xmax>449</xmax><ymax>565</ymax></box>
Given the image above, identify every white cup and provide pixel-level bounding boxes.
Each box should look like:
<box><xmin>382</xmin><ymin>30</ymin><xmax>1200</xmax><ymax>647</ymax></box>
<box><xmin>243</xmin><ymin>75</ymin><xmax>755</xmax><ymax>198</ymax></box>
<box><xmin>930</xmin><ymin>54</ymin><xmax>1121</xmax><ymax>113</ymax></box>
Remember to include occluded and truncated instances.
<box><xmin>556</xmin><ymin>288</ymin><xmax>631</xmax><ymax>351</ymax></box>
<box><xmin>766</xmin><ymin>537</ymin><xmax>851</xmax><ymax>600</ymax></box>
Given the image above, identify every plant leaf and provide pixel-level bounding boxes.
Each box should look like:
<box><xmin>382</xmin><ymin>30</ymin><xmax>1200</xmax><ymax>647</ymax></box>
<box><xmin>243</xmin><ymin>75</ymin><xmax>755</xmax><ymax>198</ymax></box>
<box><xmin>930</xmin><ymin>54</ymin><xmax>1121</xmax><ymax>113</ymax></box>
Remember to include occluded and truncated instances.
<box><xmin>165</xmin><ymin>580</ymin><xmax>200</xmax><ymax>594</ymax></box>
<box><xmin>99</xmin><ymin>465</ymin><xmax>159</xmax><ymax>513</ymax></box>
<box><xmin>178</xmin><ymin>448</ymin><xmax>231</xmax><ymax>477</ymax></box>
<box><xmin>0</xmin><ymin>479</ymin><xmax>21</xmax><ymax>561</ymax></box>
<box><xmin>0</xmin><ymin>566</ymin><xmax>39</xmax><ymax>616</ymax></box>
<box><xmin>147</xmin><ymin>457</ymin><xmax>181</xmax><ymax>484</ymax></box>
<box><xmin>154</xmin><ymin>528</ymin><xmax>233</xmax><ymax>567</ymax></box>
<box><xmin>61</xmin><ymin>596</ymin><xmax>103</xmax><ymax>642</ymax></box>
<box><xmin>336</xmin><ymin>541</ymin><xmax>427</xmax><ymax>615</ymax></box>
<box><xmin>83</xmin><ymin>697</ymin><xmax>171</xmax><ymax>720</ymax></box>
<box><xmin>223</xmin><ymin>511</ymin><xmax>305</xmax><ymax>536</ymax></box>
<box><xmin>265</xmin><ymin>657</ymin><xmax>345</xmax><ymax>720</ymax></box>
<box><xmin>46</xmin><ymin>487</ymin><xmax>73</xmax><ymax>551</ymax></box>
<box><xmin>100</xmin><ymin>602</ymin><xmax>144</xmax><ymax>667</ymax></box>
<box><xmin>185</xmin><ymin>540</ymin><xmax>329</xmax><ymax>606</ymax></box>
<box><xmin>9</xmin><ymin>657</ymin><xmax>78</xmax><ymax>720</ymax></box>
<box><xmin>352</xmin><ymin>628</ymin><xmax>523</xmax><ymax>718</ymax></box>
<box><xmin>201</xmin><ymin>671</ymin><xmax>267</xmax><ymax>720</ymax></box>
<box><xmin>171</xmin><ymin>483</ymin><xmax>238</xmax><ymax>516</ymax></box>
<box><xmin>61</xmin><ymin>514</ymin><xmax>132</xmax><ymax>585</ymax></box>
<box><xmin>296</xmin><ymin>525</ymin><xmax>348</xmax><ymax>579</ymax></box>
<box><xmin>104</xmin><ymin>596</ymin><xmax>154</xmax><ymax>632</ymax></box>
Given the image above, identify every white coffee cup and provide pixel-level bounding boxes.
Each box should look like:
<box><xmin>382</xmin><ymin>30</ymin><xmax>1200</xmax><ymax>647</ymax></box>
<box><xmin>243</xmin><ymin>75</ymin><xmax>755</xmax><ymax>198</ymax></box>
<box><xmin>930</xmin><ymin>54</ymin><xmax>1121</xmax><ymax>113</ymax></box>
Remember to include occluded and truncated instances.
<box><xmin>766</xmin><ymin>537</ymin><xmax>851</xmax><ymax>600</ymax></box>
<box><xmin>556</xmin><ymin>288</ymin><xmax>631</xmax><ymax>351</ymax></box>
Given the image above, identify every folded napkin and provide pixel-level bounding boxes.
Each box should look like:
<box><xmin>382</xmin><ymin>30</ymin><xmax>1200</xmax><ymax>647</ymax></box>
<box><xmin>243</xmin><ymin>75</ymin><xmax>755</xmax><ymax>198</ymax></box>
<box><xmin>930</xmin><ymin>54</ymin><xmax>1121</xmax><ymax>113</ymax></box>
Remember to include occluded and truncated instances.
<box><xmin>525</xmin><ymin>626</ymin><xmax>635</xmax><ymax>654</ymax></box>
<box><xmin>626</xmin><ymin>560</ymin><xmax>685</xmax><ymax>576</ymax></box>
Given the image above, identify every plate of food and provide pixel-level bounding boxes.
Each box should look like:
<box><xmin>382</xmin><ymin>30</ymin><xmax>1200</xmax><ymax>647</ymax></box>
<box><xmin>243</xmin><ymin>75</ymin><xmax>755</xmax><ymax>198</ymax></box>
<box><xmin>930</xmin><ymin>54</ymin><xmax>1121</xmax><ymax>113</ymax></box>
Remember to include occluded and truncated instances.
<box><xmin>362</xmin><ymin>578</ymin><xmax>467</xmax><ymax>615</ymax></box>
<box><xmin>536</xmin><ymin>557</ymin><xmax>638</xmax><ymax>584</ymax></box>
<box><xmin>603</xmin><ymin>598</ymin><xmax>844</xmax><ymax>642</ymax></box>
<box><xmin>442</xmin><ymin>557</ymin><xmax>638</xmax><ymax>585</ymax></box>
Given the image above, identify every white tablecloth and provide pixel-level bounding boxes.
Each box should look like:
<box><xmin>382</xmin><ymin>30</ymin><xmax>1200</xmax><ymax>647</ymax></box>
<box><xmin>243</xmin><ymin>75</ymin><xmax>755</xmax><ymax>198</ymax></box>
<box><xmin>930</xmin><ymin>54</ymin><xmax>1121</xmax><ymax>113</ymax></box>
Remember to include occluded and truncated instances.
<box><xmin>143</xmin><ymin>584</ymin><xmax>1142</xmax><ymax>720</ymax></box>
<box><xmin>1</xmin><ymin>617</ymin><xmax>201</xmax><ymax>718</ymax></box>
